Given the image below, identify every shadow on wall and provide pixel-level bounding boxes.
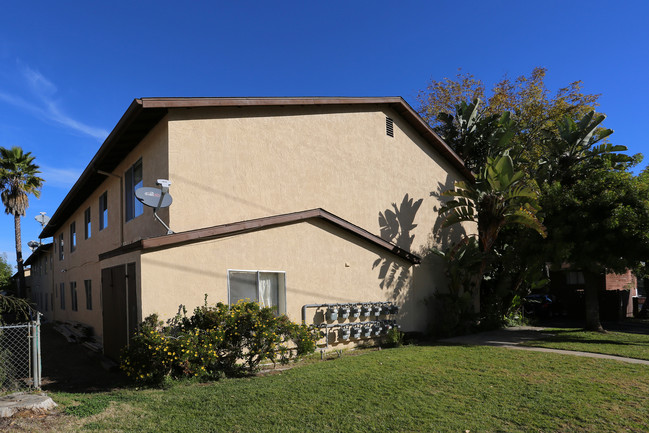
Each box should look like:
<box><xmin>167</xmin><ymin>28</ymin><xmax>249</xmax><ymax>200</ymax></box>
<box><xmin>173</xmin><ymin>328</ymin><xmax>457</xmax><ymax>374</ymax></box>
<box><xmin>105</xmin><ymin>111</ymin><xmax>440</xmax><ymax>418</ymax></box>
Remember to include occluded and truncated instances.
<box><xmin>376</xmin><ymin>175</ymin><xmax>470</xmax><ymax>332</ymax></box>
<box><xmin>373</xmin><ymin>194</ymin><xmax>423</xmax><ymax>300</ymax></box>
<box><xmin>429</xmin><ymin>176</ymin><xmax>469</xmax><ymax>251</ymax></box>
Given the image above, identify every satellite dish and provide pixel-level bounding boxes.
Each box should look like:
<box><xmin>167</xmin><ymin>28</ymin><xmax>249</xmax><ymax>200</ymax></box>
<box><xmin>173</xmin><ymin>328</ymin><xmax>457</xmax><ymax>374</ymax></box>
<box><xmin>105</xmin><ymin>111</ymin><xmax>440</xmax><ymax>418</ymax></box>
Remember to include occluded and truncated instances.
<box><xmin>27</xmin><ymin>240</ymin><xmax>40</xmax><ymax>251</ymax></box>
<box><xmin>134</xmin><ymin>179</ymin><xmax>174</xmax><ymax>234</ymax></box>
<box><xmin>135</xmin><ymin>187</ymin><xmax>173</xmax><ymax>208</ymax></box>
<box><xmin>35</xmin><ymin>212</ymin><xmax>50</xmax><ymax>228</ymax></box>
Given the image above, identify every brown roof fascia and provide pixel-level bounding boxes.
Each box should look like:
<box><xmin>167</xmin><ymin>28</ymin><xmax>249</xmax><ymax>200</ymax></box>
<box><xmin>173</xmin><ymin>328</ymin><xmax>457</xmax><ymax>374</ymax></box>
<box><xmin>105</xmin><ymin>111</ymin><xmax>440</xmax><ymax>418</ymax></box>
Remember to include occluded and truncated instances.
<box><xmin>42</xmin><ymin>96</ymin><xmax>471</xmax><ymax>239</ymax></box>
<box><xmin>98</xmin><ymin>208</ymin><xmax>422</xmax><ymax>264</ymax></box>
<box><xmin>40</xmin><ymin>99</ymin><xmax>167</xmax><ymax>238</ymax></box>
<box><xmin>140</xmin><ymin>96</ymin><xmax>403</xmax><ymax>108</ymax></box>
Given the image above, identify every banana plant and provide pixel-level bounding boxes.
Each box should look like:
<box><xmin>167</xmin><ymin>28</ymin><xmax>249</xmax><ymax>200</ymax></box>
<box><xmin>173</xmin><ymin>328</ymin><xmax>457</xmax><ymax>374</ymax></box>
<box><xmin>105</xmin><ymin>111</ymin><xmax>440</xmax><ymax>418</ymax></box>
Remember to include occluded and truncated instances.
<box><xmin>436</xmin><ymin>98</ymin><xmax>515</xmax><ymax>171</ymax></box>
<box><xmin>537</xmin><ymin>111</ymin><xmax>633</xmax><ymax>184</ymax></box>
<box><xmin>437</xmin><ymin>150</ymin><xmax>547</xmax><ymax>303</ymax></box>
<box><xmin>439</xmin><ymin>150</ymin><xmax>546</xmax><ymax>256</ymax></box>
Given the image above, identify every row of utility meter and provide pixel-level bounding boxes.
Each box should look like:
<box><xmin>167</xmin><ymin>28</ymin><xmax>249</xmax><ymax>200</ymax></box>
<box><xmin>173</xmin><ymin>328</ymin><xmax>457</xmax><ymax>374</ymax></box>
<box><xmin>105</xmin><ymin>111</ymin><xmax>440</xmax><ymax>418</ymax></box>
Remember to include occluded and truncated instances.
<box><xmin>336</xmin><ymin>320</ymin><xmax>398</xmax><ymax>341</ymax></box>
<box><xmin>325</xmin><ymin>302</ymin><xmax>399</xmax><ymax>321</ymax></box>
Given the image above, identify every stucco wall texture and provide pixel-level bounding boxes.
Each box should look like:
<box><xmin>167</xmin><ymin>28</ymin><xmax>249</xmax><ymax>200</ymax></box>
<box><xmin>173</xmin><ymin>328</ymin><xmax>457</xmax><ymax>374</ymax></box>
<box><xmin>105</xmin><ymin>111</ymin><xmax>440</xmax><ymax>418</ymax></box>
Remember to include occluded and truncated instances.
<box><xmin>42</xmin><ymin>102</ymin><xmax>475</xmax><ymax>341</ymax></box>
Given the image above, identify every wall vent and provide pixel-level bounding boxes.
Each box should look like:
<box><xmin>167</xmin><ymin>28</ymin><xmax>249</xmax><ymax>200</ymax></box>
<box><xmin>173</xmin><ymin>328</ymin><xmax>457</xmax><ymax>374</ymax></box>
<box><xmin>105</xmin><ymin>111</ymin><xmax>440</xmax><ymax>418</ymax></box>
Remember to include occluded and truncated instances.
<box><xmin>386</xmin><ymin>117</ymin><xmax>394</xmax><ymax>137</ymax></box>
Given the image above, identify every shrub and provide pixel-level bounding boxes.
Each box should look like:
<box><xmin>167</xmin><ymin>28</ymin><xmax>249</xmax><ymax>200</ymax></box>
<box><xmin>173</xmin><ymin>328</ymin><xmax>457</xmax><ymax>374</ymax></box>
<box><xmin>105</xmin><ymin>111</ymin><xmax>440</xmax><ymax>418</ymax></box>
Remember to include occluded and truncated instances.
<box><xmin>121</xmin><ymin>300</ymin><xmax>317</xmax><ymax>385</ymax></box>
<box><xmin>382</xmin><ymin>327</ymin><xmax>404</xmax><ymax>348</ymax></box>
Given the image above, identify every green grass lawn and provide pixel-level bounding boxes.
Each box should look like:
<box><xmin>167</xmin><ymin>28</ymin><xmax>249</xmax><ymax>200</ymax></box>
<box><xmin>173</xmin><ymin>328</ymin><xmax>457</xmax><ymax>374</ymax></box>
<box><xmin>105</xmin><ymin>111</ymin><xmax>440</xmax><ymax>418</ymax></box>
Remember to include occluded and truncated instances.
<box><xmin>41</xmin><ymin>345</ymin><xmax>649</xmax><ymax>432</ymax></box>
<box><xmin>521</xmin><ymin>328</ymin><xmax>649</xmax><ymax>360</ymax></box>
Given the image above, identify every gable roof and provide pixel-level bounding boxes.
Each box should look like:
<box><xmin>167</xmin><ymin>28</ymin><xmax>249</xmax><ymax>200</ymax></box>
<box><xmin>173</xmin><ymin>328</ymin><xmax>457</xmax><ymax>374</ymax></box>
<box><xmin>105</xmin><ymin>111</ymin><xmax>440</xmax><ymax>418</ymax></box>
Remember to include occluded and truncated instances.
<box><xmin>41</xmin><ymin>97</ymin><xmax>470</xmax><ymax>238</ymax></box>
<box><xmin>99</xmin><ymin>208</ymin><xmax>422</xmax><ymax>264</ymax></box>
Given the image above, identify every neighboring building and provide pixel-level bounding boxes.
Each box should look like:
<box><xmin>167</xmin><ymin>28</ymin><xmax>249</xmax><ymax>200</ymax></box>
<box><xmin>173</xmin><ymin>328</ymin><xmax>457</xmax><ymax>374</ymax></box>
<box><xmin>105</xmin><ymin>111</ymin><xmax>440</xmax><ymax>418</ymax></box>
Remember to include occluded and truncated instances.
<box><xmin>38</xmin><ymin>97</ymin><xmax>475</xmax><ymax>359</ymax></box>
<box><xmin>24</xmin><ymin>243</ymin><xmax>54</xmax><ymax>320</ymax></box>
<box><xmin>549</xmin><ymin>269</ymin><xmax>639</xmax><ymax>319</ymax></box>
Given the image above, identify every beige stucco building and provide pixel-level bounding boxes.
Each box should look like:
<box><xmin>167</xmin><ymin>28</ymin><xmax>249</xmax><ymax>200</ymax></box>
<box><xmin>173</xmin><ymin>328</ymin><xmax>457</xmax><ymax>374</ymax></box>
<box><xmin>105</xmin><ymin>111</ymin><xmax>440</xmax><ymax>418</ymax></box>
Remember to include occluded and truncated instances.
<box><xmin>37</xmin><ymin>97</ymin><xmax>474</xmax><ymax>359</ymax></box>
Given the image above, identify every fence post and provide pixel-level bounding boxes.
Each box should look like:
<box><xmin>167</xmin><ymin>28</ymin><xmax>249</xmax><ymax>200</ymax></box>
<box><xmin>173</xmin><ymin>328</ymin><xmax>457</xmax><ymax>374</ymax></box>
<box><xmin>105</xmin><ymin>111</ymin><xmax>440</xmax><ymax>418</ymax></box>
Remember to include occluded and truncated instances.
<box><xmin>31</xmin><ymin>313</ymin><xmax>42</xmax><ymax>389</ymax></box>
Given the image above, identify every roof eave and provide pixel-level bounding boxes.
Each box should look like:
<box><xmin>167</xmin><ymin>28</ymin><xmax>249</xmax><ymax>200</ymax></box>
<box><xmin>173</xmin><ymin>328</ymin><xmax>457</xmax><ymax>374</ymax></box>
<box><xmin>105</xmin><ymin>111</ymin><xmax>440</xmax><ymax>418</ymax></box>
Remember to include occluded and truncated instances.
<box><xmin>99</xmin><ymin>208</ymin><xmax>422</xmax><ymax>265</ymax></box>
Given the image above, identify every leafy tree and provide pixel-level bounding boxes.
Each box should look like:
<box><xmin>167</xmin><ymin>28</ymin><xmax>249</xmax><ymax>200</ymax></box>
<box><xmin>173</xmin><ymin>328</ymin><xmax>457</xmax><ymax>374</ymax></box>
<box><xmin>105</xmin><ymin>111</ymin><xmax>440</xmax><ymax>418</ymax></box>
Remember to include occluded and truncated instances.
<box><xmin>0</xmin><ymin>253</ymin><xmax>30</xmax><ymax>322</ymax></box>
<box><xmin>418</xmin><ymin>67</ymin><xmax>601</xmax><ymax>172</ymax></box>
<box><xmin>543</xmin><ymin>169</ymin><xmax>649</xmax><ymax>331</ymax></box>
<box><xmin>0</xmin><ymin>146</ymin><xmax>44</xmax><ymax>297</ymax></box>
<box><xmin>538</xmin><ymin>112</ymin><xmax>646</xmax><ymax>331</ymax></box>
<box><xmin>0</xmin><ymin>253</ymin><xmax>12</xmax><ymax>291</ymax></box>
<box><xmin>422</xmin><ymin>69</ymin><xmax>648</xmax><ymax>332</ymax></box>
<box><xmin>417</xmin><ymin>67</ymin><xmax>599</xmax><ymax>131</ymax></box>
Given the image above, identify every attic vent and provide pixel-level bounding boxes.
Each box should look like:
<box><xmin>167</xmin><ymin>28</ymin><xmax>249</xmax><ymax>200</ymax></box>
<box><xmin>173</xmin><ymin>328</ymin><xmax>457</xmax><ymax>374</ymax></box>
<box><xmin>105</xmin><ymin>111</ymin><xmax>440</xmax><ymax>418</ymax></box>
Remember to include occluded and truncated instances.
<box><xmin>386</xmin><ymin>117</ymin><xmax>394</xmax><ymax>137</ymax></box>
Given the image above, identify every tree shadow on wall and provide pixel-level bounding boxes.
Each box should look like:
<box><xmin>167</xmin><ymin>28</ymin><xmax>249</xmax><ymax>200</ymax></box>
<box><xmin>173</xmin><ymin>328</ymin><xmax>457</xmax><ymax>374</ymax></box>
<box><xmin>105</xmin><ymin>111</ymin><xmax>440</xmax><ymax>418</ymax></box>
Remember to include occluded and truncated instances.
<box><xmin>429</xmin><ymin>178</ymin><xmax>470</xmax><ymax>251</ymax></box>
<box><xmin>373</xmin><ymin>194</ymin><xmax>423</xmax><ymax>299</ymax></box>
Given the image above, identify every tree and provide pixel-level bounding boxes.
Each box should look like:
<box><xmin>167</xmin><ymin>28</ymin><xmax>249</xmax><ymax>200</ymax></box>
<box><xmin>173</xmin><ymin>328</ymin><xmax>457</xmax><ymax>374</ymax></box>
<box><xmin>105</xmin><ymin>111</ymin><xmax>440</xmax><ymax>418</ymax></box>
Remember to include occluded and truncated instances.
<box><xmin>538</xmin><ymin>112</ymin><xmax>647</xmax><ymax>331</ymax></box>
<box><xmin>0</xmin><ymin>253</ymin><xmax>30</xmax><ymax>322</ymax></box>
<box><xmin>421</xmin><ymin>69</ymin><xmax>648</xmax><ymax>331</ymax></box>
<box><xmin>417</xmin><ymin>67</ymin><xmax>601</xmax><ymax>172</ymax></box>
<box><xmin>435</xmin><ymin>98</ymin><xmax>514</xmax><ymax>172</ymax></box>
<box><xmin>0</xmin><ymin>253</ymin><xmax>12</xmax><ymax>291</ymax></box>
<box><xmin>438</xmin><ymin>150</ymin><xmax>547</xmax><ymax>315</ymax></box>
<box><xmin>0</xmin><ymin>146</ymin><xmax>44</xmax><ymax>298</ymax></box>
<box><xmin>543</xmin><ymin>168</ymin><xmax>649</xmax><ymax>330</ymax></box>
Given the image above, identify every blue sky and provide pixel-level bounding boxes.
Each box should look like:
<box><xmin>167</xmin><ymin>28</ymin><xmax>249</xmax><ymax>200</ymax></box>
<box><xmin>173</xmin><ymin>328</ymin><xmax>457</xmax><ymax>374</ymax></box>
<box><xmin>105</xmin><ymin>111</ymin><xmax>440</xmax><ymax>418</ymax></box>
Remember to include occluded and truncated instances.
<box><xmin>0</xmin><ymin>1</ymin><xmax>648</xmax><ymax>266</ymax></box>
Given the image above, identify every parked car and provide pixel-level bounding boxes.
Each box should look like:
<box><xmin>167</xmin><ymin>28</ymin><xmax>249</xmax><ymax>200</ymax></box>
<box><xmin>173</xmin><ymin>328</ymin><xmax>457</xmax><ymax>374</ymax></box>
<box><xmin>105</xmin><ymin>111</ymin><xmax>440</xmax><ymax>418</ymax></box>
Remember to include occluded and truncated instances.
<box><xmin>523</xmin><ymin>294</ymin><xmax>553</xmax><ymax>318</ymax></box>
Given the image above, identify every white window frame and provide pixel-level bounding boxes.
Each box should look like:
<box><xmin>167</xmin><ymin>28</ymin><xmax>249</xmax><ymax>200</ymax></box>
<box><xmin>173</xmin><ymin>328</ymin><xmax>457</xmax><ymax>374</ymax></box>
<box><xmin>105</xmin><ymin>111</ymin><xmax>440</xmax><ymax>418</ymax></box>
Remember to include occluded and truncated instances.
<box><xmin>227</xmin><ymin>269</ymin><xmax>287</xmax><ymax>315</ymax></box>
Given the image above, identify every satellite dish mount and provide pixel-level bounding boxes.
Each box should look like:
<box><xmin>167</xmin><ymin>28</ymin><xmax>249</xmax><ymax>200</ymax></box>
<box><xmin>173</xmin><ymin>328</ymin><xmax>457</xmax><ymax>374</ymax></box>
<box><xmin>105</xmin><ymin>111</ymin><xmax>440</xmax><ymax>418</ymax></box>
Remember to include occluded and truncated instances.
<box><xmin>135</xmin><ymin>179</ymin><xmax>174</xmax><ymax>234</ymax></box>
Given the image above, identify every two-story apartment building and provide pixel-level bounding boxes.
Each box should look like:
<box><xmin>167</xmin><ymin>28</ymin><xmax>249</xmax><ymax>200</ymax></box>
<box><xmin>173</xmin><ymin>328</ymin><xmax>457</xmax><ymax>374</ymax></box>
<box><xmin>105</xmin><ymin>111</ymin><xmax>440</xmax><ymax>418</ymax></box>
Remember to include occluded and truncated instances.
<box><xmin>38</xmin><ymin>97</ymin><xmax>475</xmax><ymax>359</ymax></box>
<box><xmin>24</xmin><ymin>243</ymin><xmax>53</xmax><ymax>319</ymax></box>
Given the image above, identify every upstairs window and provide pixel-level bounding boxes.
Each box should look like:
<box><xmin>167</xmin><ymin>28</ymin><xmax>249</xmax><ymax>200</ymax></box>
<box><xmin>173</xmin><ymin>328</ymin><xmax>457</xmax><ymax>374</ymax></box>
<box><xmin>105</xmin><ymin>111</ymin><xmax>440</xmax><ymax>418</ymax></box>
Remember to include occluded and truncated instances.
<box><xmin>84</xmin><ymin>207</ymin><xmax>91</xmax><ymax>239</ymax></box>
<box><xmin>125</xmin><ymin>159</ymin><xmax>143</xmax><ymax>222</ymax></box>
<box><xmin>70</xmin><ymin>222</ymin><xmax>76</xmax><ymax>252</ymax></box>
<box><xmin>99</xmin><ymin>192</ymin><xmax>108</xmax><ymax>231</ymax></box>
<box><xmin>58</xmin><ymin>233</ymin><xmax>64</xmax><ymax>261</ymax></box>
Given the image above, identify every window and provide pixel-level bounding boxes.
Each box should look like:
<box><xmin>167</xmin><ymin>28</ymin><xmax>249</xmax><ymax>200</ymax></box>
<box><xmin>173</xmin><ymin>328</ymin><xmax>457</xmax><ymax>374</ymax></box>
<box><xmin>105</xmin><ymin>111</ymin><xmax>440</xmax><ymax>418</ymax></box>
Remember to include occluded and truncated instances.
<box><xmin>70</xmin><ymin>222</ymin><xmax>76</xmax><ymax>252</ymax></box>
<box><xmin>70</xmin><ymin>282</ymin><xmax>78</xmax><ymax>311</ymax></box>
<box><xmin>228</xmin><ymin>270</ymin><xmax>286</xmax><ymax>315</ymax></box>
<box><xmin>59</xmin><ymin>283</ymin><xmax>65</xmax><ymax>310</ymax></box>
<box><xmin>125</xmin><ymin>159</ymin><xmax>143</xmax><ymax>222</ymax></box>
<box><xmin>84</xmin><ymin>280</ymin><xmax>92</xmax><ymax>310</ymax></box>
<box><xmin>84</xmin><ymin>207</ymin><xmax>91</xmax><ymax>239</ymax></box>
<box><xmin>567</xmin><ymin>271</ymin><xmax>585</xmax><ymax>285</ymax></box>
<box><xmin>58</xmin><ymin>233</ymin><xmax>64</xmax><ymax>260</ymax></box>
<box><xmin>99</xmin><ymin>192</ymin><xmax>108</xmax><ymax>230</ymax></box>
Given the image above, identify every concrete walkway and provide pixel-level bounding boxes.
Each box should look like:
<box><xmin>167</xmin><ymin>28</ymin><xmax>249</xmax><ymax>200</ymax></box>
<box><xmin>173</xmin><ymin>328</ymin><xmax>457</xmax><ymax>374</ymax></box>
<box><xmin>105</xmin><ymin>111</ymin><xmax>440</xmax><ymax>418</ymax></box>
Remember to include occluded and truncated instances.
<box><xmin>439</xmin><ymin>326</ymin><xmax>649</xmax><ymax>366</ymax></box>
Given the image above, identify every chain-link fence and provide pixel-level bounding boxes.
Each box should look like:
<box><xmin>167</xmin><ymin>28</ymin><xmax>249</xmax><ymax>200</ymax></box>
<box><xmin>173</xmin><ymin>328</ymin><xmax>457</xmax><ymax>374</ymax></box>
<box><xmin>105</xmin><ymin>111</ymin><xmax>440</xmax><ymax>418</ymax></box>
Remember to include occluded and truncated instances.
<box><xmin>0</xmin><ymin>314</ymin><xmax>41</xmax><ymax>392</ymax></box>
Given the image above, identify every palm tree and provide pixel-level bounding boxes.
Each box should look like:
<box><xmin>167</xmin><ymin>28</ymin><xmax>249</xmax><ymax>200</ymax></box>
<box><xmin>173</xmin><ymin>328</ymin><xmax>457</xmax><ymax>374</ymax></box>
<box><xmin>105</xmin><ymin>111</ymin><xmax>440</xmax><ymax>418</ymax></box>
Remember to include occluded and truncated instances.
<box><xmin>0</xmin><ymin>146</ymin><xmax>44</xmax><ymax>298</ymax></box>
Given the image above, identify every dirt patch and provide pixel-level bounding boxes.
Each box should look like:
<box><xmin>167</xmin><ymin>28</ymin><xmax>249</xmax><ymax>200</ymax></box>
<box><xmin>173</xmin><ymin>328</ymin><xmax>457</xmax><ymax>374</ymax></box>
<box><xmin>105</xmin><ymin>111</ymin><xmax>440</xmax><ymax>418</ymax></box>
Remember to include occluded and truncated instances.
<box><xmin>39</xmin><ymin>323</ymin><xmax>127</xmax><ymax>393</ymax></box>
<box><xmin>0</xmin><ymin>408</ymin><xmax>74</xmax><ymax>433</ymax></box>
